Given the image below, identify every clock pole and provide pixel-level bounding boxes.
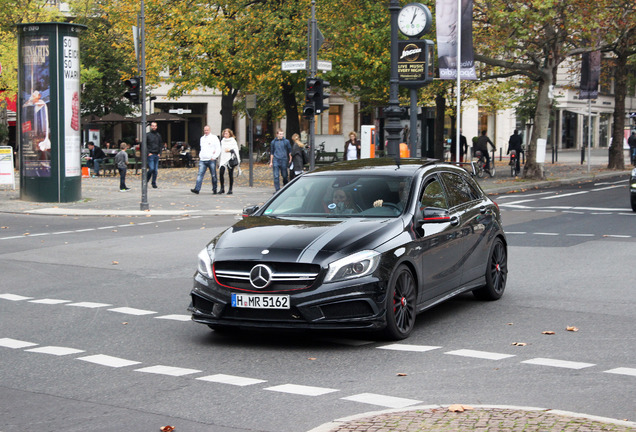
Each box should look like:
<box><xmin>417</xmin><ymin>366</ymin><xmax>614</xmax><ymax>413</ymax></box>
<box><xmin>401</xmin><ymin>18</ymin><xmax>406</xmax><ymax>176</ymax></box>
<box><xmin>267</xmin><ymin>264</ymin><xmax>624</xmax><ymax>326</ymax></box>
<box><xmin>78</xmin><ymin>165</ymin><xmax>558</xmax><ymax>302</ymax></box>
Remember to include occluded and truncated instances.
<box><xmin>385</xmin><ymin>0</ymin><xmax>404</xmax><ymax>159</ymax></box>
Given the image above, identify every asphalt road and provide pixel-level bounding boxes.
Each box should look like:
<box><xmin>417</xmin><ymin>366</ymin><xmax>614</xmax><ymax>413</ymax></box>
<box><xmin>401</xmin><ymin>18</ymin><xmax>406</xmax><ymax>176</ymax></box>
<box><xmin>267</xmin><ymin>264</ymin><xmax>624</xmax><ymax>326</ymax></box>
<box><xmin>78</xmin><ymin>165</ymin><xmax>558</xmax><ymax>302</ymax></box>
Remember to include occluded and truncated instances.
<box><xmin>1</xmin><ymin>177</ymin><xmax>634</xmax><ymax>432</ymax></box>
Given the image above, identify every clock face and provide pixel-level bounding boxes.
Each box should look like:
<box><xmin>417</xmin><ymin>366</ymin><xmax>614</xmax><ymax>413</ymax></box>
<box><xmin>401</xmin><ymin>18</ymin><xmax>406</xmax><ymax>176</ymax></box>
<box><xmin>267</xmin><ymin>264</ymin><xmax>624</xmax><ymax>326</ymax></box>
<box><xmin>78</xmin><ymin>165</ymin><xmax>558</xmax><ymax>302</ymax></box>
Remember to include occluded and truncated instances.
<box><xmin>398</xmin><ymin>3</ymin><xmax>431</xmax><ymax>37</ymax></box>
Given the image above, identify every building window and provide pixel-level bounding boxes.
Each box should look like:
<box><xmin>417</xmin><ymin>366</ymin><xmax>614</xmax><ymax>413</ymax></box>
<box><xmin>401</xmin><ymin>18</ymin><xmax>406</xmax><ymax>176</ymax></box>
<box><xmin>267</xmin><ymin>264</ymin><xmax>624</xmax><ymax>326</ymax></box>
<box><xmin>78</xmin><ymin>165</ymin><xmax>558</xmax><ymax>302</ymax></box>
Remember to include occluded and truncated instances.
<box><xmin>328</xmin><ymin>105</ymin><xmax>342</xmax><ymax>135</ymax></box>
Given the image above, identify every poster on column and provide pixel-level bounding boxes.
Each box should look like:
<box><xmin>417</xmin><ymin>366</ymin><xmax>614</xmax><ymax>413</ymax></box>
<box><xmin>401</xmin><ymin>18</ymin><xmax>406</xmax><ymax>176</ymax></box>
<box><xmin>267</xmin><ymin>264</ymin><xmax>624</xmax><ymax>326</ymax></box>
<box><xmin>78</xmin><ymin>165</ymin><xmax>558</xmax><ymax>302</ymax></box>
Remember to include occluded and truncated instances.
<box><xmin>20</xmin><ymin>35</ymin><xmax>51</xmax><ymax>177</ymax></box>
<box><xmin>63</xmin><ymin>35</ymin><xmax>81</xmax><ymax>176</ymax></box>
<box><xmin>436</xmin><ymin>0</ymin><xmax>477</xmax><ymax>80</ymax></box>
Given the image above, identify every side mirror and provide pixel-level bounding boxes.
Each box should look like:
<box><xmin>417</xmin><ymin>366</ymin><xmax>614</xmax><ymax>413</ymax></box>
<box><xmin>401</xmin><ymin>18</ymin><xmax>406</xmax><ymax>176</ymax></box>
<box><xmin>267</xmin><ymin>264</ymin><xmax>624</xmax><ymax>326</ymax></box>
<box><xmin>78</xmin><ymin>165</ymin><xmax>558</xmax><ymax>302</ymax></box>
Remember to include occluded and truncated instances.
<box><xmin>416</xmin><ymin>207</ymin><xmax>451</xmax><ymax>227</ymax></box>
<box><xmin>242</xmin><ymin>205</ymin><xmax>260</xmax><ymax>218</ymax></box>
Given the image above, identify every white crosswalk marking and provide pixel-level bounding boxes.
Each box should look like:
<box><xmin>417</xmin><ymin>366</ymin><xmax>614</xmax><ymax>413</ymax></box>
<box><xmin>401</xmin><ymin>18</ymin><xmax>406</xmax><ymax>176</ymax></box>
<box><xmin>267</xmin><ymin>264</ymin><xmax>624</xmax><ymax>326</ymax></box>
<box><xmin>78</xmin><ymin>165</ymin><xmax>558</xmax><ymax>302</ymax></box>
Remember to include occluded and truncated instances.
<box><xmin>25</xmin><ymin>346</ymin><xmax>85</xmax><ymax>356</ymax></box>
<box><xmin>0</xmin><ymin>294</ymin><xmax>33</xmax><ymax>301</ymax></box>
<box><xmin>135</xmin><ymin>365</ymin><xmax>202</xmax><ymax>376</ymax></box>
<box><xmin>66</xmin><ymin>302</ymin><xmax>112</xmax><ymax>308</ymax></box>
<box><xmin>341</xmin><ymin>393</ymin><xmax>422</xmax><ymax>408</ymax></box>
<box><xmin>265</xmin><ymin>384</ymin><xmax>338</xmax><ymax>396</ymax></box>
<box><xmin>445</xmin><ymin>349</ymin><xmax>515</xmax><ymax>360</ymax></box>
<box><xmin>155</xmin><ymin>314</ymin><xmax>192</xmax><ymax>321</ymax></box>
<box><xmin>604</xmin><ymin>367</ymin><xmax>636</xmax><ymax>377</ymax></box>
<box><xmin>521</xmin><ymin>358</ymin><xmax>595</xmax><ymax>369</ymax></box>
<box><xmin>108</xmin><ymin>307</ymin><xmax>156</xmax><ymax>316</ymax></box>
<box><xmin>377</xmin><ymin>344</ymin><xmax>441</xmax><ymax>352</ymax></box>
<box><xmin>77</xmin><ymin>354</ymin><xmax>141</xmax><ymax>368</ymax></box>
<box><xmin>0</xmin><ymin>337</ymin><xmax>37</xmax><ymax>349</ymax></box>
<box><xmin>29</xmin><ymin>298</ymin><xmax>71</xmax><ymax>304</ymax></box>
<box><xmin>197</xmin><ymin>374</ymin><xmax>267</xmax><ymax>386</ymax></box>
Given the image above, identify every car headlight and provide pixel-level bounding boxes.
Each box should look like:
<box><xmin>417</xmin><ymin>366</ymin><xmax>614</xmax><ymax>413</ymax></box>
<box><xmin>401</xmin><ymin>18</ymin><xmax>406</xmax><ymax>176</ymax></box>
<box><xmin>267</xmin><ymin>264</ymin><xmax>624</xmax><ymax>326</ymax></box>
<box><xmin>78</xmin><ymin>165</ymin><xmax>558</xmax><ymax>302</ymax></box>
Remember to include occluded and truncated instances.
<box><xmin>197</xmin><ymin>247</ymin><xmax>214</xmax><ymax>278</ymax></box>
<box><xmin>324</xmin><ymin>250</ymin><xmax>381</xmax><ymax>283</ymax></box>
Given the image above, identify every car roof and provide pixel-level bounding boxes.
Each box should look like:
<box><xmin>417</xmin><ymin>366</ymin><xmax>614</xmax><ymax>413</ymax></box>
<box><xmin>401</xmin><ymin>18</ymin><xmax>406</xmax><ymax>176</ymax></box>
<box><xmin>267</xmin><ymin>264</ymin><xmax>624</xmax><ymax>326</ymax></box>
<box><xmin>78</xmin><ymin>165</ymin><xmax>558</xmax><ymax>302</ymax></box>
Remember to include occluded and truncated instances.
<box><xmin>311</xmin><ymin>157</ymin><xmax>441</xmax><ymax>176</ymax></box>
<box><xmin>310</xmin><ymin>158</ymin><xmax>466</xmax><ymax>178</ymax></box>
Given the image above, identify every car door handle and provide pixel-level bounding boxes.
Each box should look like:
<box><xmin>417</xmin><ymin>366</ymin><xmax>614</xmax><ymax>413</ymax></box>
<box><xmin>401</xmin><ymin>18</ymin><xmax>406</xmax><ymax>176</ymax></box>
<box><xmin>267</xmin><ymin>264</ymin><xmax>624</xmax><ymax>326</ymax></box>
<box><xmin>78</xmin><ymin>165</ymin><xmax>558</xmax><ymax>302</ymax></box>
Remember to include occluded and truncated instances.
<box><xmin>450</xmin><ymin>215</ymin><xmax>460</xmax><ymax>226</ymax></box>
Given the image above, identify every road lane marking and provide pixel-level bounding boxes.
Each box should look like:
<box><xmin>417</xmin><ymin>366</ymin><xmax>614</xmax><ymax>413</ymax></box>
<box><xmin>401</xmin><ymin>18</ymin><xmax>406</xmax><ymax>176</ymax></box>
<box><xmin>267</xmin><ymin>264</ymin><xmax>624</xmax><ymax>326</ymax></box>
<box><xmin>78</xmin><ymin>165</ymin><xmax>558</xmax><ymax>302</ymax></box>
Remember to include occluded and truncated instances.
<box><xmin>521</xmin><ymin>358</ymin><xmax>595</xmax><ymax>369</ymax></box>
<box><xmin>540</xmin><ymin>191</ymin><xmax>588</xmax><ymax>200</ymax></box>
<box><xmin>265</xmin><ymin>384</ymin><xmax>338</xmax><ymax>396</ymax></box>
<box><xmin>0</xmin><ymin>337</ymin><xmax>38</xmax><ymax>349</ymax></box>
<box><xmin>197</xmin><ymin>374</ymin><xmax>267</xmax><ymax>386</ymax></box>
<box><xmin>135</xmin><ymin>365</ymin><xmax>202</xmax><ymax>376</ymax></box>
<box><xmin>604</xmin><ymin>367</ymin><xmax>636</xmax><ymax>377</ymax></box>
<box><xmin>66</xmin><ymin>301</ymin><xmax>112</xmax><ymax>308</ymax></box>
<box><xmin>341</xmin><ymin>393</ymin><xmax>422</xmax><ymax>408</ymax></box>
<box><xmin>108</xmin><ymin>307</ymin><xmax>156</xmax><ymax>316</ymax></box>
<box><xmin>533</xmin><ymin>232</ymin><xmax>559</xmax><ymax>236</ymax></box>
<box><xmin>445</xmin><ymin>349</ymin><xmax>515</xmax><ymax>360</ymax></box>
<box><xmin>25</xmin><ymin>346</ymin><xmax>85</xmax><ymax>356</ymax></box>
<box><xmin>77</xmin><ymin>354</ymin><xmax>141</xmax><ymax>368</ymax></box>
<box><xmin>377</xmin><ymin>344</ymin><xmax>441</xmax><ymax>352</ymax></box>
<box><xmin>0</xmin><ymin>294</ymin><xmax>33</xmax><ymax>301</ymax></box>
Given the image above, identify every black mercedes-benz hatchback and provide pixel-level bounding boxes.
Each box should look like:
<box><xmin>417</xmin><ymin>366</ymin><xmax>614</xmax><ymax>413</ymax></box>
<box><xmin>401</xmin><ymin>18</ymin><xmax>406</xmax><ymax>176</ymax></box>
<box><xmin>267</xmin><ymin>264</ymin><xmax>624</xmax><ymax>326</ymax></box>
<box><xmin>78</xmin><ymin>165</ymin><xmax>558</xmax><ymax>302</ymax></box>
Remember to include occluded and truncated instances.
<box><xmin>189</xmin><ymin>158</ymin><xmax>508</xmax><ymax>340</ymax></box>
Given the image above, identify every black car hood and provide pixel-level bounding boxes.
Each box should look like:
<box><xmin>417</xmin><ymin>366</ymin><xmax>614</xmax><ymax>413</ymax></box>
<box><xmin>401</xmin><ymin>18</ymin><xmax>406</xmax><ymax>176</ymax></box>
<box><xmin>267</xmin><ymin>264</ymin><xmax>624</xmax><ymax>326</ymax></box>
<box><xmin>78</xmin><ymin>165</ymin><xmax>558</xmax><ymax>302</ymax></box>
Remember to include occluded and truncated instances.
<box><xmin>212</xmin><ymin>216</ymin><xmax>403</xmax><ymax>264</ymax></box>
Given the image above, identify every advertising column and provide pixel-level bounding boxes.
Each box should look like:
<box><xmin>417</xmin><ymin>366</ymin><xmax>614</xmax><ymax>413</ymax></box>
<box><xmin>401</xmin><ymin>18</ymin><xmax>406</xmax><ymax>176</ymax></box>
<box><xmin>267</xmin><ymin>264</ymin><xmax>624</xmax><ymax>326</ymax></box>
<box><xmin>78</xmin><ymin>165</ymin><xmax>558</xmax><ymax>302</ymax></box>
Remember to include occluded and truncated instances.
<box><xmin>18</xmin><ymin>22</ymin><xmax>85</xmax><ymax>202</ymax></box>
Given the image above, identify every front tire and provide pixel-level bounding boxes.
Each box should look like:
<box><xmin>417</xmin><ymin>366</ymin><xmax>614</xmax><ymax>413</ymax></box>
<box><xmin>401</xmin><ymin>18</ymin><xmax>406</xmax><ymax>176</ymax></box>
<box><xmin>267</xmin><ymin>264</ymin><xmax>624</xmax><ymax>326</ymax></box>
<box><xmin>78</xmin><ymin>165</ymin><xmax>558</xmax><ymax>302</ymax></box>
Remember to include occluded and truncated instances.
<box><xmin>473</xmin><ymin>238</ymin><xmax>508</xmax><ymax>300</ymax></box>
<box><xmin>382</xmin><ymin>265</ymin><xmax>417</xmax><ymax>340</ymax></box>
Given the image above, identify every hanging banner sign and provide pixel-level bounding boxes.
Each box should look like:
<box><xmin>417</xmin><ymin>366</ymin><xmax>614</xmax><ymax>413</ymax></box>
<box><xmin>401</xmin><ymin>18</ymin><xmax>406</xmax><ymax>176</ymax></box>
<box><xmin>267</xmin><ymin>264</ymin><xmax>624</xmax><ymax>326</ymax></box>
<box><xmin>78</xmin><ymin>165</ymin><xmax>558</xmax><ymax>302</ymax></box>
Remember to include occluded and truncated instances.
<box><xmin>435</xmin><ymin>0</ymin><xmax>477</xmax><ymax>80</ymax></box>
<box><xmin>579</xmin><ymin>51</ymin><xmax>600</xmax><ymax>100</ymax></box>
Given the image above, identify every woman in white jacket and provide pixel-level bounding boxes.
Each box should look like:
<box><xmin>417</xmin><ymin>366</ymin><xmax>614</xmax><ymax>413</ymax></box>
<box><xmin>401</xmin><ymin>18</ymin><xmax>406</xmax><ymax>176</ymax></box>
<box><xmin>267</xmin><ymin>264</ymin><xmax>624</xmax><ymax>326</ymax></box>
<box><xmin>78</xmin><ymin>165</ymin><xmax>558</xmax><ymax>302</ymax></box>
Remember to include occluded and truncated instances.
<box><xmin>218</xmin><ymin>128</ymin><xmax>240</xmax><ymax>194</ymax></box>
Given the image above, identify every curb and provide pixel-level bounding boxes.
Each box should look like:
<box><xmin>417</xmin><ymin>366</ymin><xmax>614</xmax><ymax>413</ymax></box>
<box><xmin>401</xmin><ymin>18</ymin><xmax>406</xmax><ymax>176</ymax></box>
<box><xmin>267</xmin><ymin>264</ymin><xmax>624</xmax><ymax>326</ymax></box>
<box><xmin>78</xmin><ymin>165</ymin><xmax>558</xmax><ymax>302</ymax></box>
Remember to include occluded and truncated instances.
<box><xmin>307</xmin><ymin>404</ymin><xmax>636</xmax><ymax>432</ymax></box>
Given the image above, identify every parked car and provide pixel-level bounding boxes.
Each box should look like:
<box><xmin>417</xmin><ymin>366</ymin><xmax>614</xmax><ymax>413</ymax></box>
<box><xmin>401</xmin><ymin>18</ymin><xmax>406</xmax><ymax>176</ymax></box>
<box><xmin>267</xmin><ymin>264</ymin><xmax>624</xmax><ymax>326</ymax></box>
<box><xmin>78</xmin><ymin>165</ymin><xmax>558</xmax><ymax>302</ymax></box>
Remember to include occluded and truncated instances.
<box><xmin>631</xmin><ymin>168</ymin><xmax>636</xmax><ymax>212</ymax></box>
<box><xmin>189</xmin><ymin>158</ymin><xmax>508</xmax><ymax>340</ymax></box>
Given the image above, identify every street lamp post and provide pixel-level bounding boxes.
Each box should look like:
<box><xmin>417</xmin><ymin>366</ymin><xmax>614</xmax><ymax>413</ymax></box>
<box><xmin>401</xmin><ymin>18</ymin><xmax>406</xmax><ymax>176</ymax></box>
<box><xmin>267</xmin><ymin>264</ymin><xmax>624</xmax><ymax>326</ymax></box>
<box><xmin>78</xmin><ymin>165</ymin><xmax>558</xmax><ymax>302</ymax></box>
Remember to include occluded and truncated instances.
<box><xmin>385</xmin><ymin>0</ymin><xmax>404</xmax><ymax>159</ymax></box>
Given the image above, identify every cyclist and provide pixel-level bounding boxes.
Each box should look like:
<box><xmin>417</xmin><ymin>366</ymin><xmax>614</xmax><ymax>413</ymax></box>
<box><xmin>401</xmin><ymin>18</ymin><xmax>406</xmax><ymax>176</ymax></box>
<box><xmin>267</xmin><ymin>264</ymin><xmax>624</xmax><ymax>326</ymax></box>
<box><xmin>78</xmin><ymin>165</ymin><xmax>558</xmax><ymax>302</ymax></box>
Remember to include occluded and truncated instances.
<box><xmin>507</xmin><ymin>129</ymin><xmax>523</xmax><ymax>173</ymax></box>
<box><xmin>475</xmin><ymin>130</ymin><xmax>496</xmax><ymax>172</ymax></box>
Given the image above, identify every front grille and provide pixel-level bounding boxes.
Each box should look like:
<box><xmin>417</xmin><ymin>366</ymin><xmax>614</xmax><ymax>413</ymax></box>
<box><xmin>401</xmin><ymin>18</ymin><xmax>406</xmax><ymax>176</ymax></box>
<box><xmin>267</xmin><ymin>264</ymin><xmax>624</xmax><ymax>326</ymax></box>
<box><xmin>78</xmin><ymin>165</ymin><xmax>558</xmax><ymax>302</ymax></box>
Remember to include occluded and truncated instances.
<box><xmin>214</xmin><ymin>261</ymin><xmax>320</xmax><ymax>292</ymax></box>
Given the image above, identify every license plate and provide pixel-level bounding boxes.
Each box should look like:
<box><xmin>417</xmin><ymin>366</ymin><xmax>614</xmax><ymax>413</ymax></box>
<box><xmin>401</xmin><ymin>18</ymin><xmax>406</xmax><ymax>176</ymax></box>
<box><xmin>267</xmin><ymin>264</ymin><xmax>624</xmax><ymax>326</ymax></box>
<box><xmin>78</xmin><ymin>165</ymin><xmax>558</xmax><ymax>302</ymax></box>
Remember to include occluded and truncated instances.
<box><xmin>231</xmin><ymin>293</ymin><xmax>290</xmax><ymax>309</ymax></box>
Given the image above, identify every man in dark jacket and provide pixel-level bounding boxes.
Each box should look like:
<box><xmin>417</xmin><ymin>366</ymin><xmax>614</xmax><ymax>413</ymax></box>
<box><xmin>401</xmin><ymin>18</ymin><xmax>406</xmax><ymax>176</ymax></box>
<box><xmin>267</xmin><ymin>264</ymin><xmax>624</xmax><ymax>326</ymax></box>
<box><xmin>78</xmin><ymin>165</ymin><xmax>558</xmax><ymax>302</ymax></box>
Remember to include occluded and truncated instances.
<box><xmin>85</xmin><ymin>142</ymin><xmax>106</xmax><ymax>176</ymax></box>
<box><xmin>507</xmin><ymin>129</ymin><xmax>523</xmax><ymax>172</ymax></box>
<box><xmin>146</xmin><ymin>121</ymin><xmax>163</xmax><ymax>188</ymax></box>
<box><xmin>474</xmin><ymin>130</ymin><xmax>496</xmax><ymax>171</ymax></box>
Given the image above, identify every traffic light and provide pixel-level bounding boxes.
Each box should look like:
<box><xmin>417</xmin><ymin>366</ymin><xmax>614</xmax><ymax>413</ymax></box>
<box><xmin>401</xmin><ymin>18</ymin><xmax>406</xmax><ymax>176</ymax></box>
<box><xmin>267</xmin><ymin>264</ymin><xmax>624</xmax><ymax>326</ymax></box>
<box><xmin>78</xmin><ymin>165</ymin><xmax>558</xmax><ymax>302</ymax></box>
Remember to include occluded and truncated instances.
<box><xmin>302</xmin><ymin>104</ymin><xmax>315</xmax><ymax>119</ymax></box>
<box><xmin>124</xmin><ymin>76</ymin><xmax>141</xmax><ymax>104</ymax></box>
<box><xmin>317</xmin><ymin>79</ymin><xmax>330</xmax><ymax>114</ymax></box>
<box><xmin>305</xmin><ymin>77</ymin><xmax>320</xmax><ymax>105</ymax></box>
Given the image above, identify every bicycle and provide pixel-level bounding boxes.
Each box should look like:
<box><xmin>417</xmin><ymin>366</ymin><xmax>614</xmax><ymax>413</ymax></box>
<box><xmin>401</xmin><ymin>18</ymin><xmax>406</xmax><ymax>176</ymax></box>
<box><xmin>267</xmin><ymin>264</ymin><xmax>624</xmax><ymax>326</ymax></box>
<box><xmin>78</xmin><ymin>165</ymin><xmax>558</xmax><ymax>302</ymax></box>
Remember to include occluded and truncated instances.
<box><xmin>474</xmin><ymin>150</ymin><xmax>495</xmax><ymax>178</ymax></box>
<box><xmin>509</xmin><ymin>150</ymin><xmax>519</xmax><ymax>177</ymax></box>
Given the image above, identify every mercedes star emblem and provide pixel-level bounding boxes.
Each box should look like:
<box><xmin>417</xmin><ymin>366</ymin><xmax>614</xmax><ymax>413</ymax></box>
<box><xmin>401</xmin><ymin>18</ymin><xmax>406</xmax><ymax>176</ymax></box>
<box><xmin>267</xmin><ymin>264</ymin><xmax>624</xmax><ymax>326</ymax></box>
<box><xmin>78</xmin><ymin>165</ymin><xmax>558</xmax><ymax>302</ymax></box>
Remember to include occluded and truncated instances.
<box><xmin>249</xmin><ymin>264</ymin><xmax>273</xmax><ymax>289</ymax></box>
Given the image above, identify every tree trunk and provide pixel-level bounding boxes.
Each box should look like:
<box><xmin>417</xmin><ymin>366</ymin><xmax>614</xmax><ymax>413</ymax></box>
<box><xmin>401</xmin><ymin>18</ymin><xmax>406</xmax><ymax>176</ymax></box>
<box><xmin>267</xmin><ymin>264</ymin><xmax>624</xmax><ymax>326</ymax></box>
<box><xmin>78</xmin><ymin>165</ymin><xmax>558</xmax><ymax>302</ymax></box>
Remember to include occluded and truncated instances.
<box><xmin>523</xmin><ymin>69</ymin><xmax>553</xmax><ymax>180</ymax></box>
<box><xmin>220</xmin><ymin>88</ymin><xmax>237</xmax><ymax>133</ymax></box>
<box><xmin>435</xmin><ymin>94</ymin><xmax>446</xmax><ymax>160</ymax></box>
<box><xmin>281</xmin><ymin>81</ymin><xmax>300</xmax><ymax>139</ymax></box>
<box><xmin>608</xmin><ymin>54</ymin><xmax>627</xmax><ymax>170</ymax></box>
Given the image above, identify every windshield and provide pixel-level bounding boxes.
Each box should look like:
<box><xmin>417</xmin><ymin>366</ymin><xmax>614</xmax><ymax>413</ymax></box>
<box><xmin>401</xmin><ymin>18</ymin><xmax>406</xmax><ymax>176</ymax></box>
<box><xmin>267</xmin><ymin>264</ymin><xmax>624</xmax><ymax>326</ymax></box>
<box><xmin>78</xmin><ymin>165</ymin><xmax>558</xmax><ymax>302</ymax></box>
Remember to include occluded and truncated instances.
<box><xmin>261</xmin><ymin>174</ymin><xmax>413</xmax><ymax>218</ymax></box>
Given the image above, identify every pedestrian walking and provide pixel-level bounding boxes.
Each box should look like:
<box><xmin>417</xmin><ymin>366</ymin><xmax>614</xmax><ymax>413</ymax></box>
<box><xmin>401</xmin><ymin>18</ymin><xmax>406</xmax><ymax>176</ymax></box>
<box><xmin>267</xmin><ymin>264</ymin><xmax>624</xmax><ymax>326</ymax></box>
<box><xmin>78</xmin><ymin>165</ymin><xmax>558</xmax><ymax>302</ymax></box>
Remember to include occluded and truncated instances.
<box><xmin>628</xmin><ymin>131</ymin><xmax>636</xmax><ymax>166</ymax></box>
<box><xmin>218</xmin><ymin>128</ymin><xmax>240</xmax><ymax>194</ymax></box>
<box><xmin>191</xmin><ymin>125</ymin><xmax>221</xmax><ymax>194</ymax></box>
<box><xmin>290</xmin><ymin>133</ymin><xmax>307</xmax><ymax>180</ymax></box>
<box><xmin>269</xmin><ymin>128</ymin><xmax>291</xmax><ymax>192</ymax></box>
<box><xmin>114</xmin><ymin>142</ymin><xmax>130</xmax><ymax>192</ymax></box>
<box><xmin>146</xmin><ymin>121</ymin><xmax>162</xmax><ymax>188</ymax></box>
<box><xmin>344</xmin><ymin>131</ymin><xmax>361</xmax><ymax>161</ymax></box>
<box><xmin>450</xmin><ymin>129</ymin><xmax>468</xmax><ymax>163</ymax></box>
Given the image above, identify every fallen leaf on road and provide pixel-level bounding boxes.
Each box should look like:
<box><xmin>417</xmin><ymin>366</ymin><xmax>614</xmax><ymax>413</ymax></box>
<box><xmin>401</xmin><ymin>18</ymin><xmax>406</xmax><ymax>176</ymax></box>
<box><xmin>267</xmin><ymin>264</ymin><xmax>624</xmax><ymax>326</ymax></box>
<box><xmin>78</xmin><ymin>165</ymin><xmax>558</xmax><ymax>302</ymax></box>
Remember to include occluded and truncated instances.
<box><xmin>566</xmin><ymin>326</ymin><xmax>579</xmax><ymax>332</ymax></box>
<box><xmin>542</xmin><ymin>331</ymin><xmax>555</xmax><ymax>335</ymax></box>
<box><xmin>112</xmin><ymin>261</ymin><xmax>119</xmax><ymax>265</ymax></box>
<box><xmin>448</xmin><ymin>404</ymin><xmax>474</xmax><ymax>412</ymax></box>
<box><xmin>511</xmin><ymin>342</ymin><xmax>527</xmax><ymax>346</ymax></box>
<box><xmin>507</xmin><ymin>322</ymin><xmax>514</xmax><ymax>325</ymax></box>
<box><xmin>160</xmin><ymin>426</ymin><xmax>175</xmax><ymax>432</ymax></box>
<box><xmin>308</xmin><ymin>357</ymin><xmax>316</xmax><ymax>360</ymax></box>
<box><xmin>397</xmin><ymin>373</ymin><xmax>407</xmax><ymax>376</ymax></box>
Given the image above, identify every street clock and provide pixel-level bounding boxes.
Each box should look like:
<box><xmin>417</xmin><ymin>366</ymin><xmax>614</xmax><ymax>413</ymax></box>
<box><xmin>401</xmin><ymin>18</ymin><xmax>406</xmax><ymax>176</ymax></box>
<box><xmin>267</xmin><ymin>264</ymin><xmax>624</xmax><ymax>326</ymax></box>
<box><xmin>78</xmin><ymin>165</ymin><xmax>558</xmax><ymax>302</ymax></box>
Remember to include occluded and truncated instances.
<box><xmin>398</xmin><ymin>3</ymin><xmax>432</xmax><ymax>38</ymax></box>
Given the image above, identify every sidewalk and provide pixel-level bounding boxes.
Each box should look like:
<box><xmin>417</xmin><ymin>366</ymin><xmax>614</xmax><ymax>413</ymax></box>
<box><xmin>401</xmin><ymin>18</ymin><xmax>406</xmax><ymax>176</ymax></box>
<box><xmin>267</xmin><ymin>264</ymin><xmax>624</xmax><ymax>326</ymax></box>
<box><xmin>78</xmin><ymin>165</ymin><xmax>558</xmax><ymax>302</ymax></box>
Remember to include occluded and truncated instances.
<box><xmin>0</xmin><ymin>150</ymin><xmax>631</xmax><ymax>216</ymax></box>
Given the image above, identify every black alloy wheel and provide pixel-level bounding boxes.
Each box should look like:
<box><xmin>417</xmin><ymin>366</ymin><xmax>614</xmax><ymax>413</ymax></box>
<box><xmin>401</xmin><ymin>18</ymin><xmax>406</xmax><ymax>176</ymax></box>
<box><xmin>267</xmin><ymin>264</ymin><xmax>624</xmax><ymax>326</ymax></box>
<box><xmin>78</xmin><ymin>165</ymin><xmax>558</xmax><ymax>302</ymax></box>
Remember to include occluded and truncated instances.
<box><xmin>473</xmin><ymin>237</ymin><xmax>507</xmax><ymax>300</ymax></box>
<box><xmin>383</xmin><ymin>265</ymin><xmax>417</xmax><ymax>340</ymax></box>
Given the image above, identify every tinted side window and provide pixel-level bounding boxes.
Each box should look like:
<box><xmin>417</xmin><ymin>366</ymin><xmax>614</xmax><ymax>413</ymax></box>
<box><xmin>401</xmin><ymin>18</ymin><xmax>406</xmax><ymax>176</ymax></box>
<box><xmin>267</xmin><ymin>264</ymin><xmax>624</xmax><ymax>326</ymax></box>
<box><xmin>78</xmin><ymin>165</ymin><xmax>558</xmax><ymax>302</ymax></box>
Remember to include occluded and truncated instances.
<box><xmin>420</xmin><ymin>176</ymin><xmax>448</xmax><ymax>209</ymax></box>
<box><xmin>440</xmin><ymin>172</ymin><xmax>479</xmax><ymax>207</ymax></box>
